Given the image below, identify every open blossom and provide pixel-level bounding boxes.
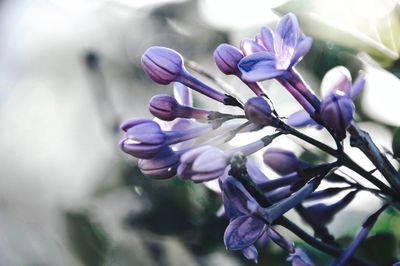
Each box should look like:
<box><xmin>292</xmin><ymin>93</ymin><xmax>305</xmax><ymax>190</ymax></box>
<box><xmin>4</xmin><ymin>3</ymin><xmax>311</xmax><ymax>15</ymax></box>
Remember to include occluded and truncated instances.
<box><xmin>238</xmin><ymin>13</ymin><xmax>312</xmax><ymax>82</ymax></box>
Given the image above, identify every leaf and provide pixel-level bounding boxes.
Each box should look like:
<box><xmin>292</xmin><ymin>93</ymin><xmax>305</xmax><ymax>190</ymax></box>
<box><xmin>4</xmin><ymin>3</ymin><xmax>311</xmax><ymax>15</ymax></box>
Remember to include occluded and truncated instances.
<box><xmin>392</xmin><ymin>127</ymin><xmax>400</xmax><ymax>158</ymax></box>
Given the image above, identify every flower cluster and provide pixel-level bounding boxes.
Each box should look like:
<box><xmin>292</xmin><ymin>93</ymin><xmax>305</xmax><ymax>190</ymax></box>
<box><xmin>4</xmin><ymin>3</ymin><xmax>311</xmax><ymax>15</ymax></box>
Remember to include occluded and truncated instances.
<box><xmin>121</xmin><ymin>13</ymin><xmax>398</xmax><ymax>266</ymax></box>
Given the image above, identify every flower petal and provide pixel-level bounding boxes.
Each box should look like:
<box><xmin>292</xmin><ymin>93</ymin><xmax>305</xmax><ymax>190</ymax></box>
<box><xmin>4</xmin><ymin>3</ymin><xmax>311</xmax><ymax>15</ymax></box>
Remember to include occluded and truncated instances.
<box><xmin>287</xmin><ymin>109</ymin><xmax>321</xmax><ymax>128</ymax></box>
<box><xmin>321</xmin><ymin>66</ymin><xmax>352</xmax><ymax>98</ymax></box>
<box><xmin>260</xmin><ymin>27</ymin><xmax>275</xmax><ymax>53</ymax></box>
<box><xmin>220</xmin><ymin>176</ymin><xmax>251</xmax><ymax>218</ymax></box>
<box><xmin>351</xmin><ymin>72</ymin><xmax>366</xmax><ymax>98</ymax></box>
<box><xmin>241</xmin><ymin>245</ymin><xmax>258</xmax><ymax>262</ymax></box>
<box><xmin>224</xmin><ymin>215</ymin><xmax>265</xmax><ymax>250</ymax></box>
<box><xmin>289</xmin><ymin>36</ymin><xmax>312</xmax><ymax>68</ymax></box>
<box><xmin>275</xmin><ymin>13</ymin><xmax>301</xmax><ymax>63</ymax></box>
<box><xmin>240</xmin><ymin>39</ymin><xmax>265</xmax><ymax>56</ymax></box>
<box><xmin>238</xmin><ymin>52</ymin><xmax>284</xmax><ymax>82</ymax></box>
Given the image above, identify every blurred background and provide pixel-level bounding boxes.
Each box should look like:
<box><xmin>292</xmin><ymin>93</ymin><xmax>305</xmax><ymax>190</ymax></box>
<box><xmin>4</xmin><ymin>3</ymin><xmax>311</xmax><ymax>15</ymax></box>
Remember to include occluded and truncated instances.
<box><xmin>0</xmin><ymin>0</ymin><xmax>399</xmax><ymax>265</ymax></box>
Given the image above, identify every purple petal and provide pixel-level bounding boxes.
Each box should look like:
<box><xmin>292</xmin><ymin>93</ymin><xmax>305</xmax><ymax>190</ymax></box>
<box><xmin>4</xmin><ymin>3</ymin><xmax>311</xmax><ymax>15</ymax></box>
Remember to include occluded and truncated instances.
<box><xmin>241</xmin><ymin>245</ymin><xmax>258</xmax><ymax>262</ymax></box>
<box><xmin>220</xmin><ymin>176</ymin><xmax>252</xmax><ymax>218</ymax></box>
<box><xmin>240</xmin><ymin>39</ymin><xmax>265</xmax><ymax>56</ymax></box>
<box><xmin>173</xmin><ymin>82</ymin><xmax>192</xmax><ymax>106</ymax></box>
<box><xmin>247</xmin><ymin>160</ymin><xmax>269</xmax><ymax>184</ymax></box>
<box><xmin>321</xmin><ymin>66</ymin><xmax>352</xmax><ymax>98</ymax></box>
<box><xmin>138</xmin><ymin>147</ymin><xmax>180</xmax><ymax>179</ymax></box>
<box><xmin>213</xmin><ymin>43</ymin><xmax>243</xmax><ymax>75</ymax></box>
<box><xmin>351</xmin><ymin>72</ymin><xmax>366</xmax><ymax>98</ymax></box>
<box><xmin>287</xmin><ymin>109</ymin><xmax>322</xmax><ymax>128</ymax></box>
<box><xmin>289</xmin><ymin>36</ymin><xmax>312</xmax><ymax>68</ymax></box>
<box><xmin>260</xmin><ymin>27</ymin><xmax>275</xmax><ymax>53</ymax></box>
<box><xmin>275</xmin><ymin>13</ymin><xmax>301</xmax><ymax>64</ymax></box>
<box><xmin>320</xmin><ymin>91</ymin><xmax>354</xmax><ymax>140</ymax></box>
<box><xmin>238</xmin><ymin>52</ymin><xmax>285</xmax><ymax>82</ymax></box>
<box><xmin>269</xmin><ymin>227</ymin><xmax>295</xmax><ymax>253</ymax></box>
<box><xmin>224</xmin><ymin>215</ymin><xmax>265</xmax><ymax>250</ymax></box>
<box><xmin>192</xmin><ymin>147</ymin><xmax>227</xmax><ymax>172</ymax></box>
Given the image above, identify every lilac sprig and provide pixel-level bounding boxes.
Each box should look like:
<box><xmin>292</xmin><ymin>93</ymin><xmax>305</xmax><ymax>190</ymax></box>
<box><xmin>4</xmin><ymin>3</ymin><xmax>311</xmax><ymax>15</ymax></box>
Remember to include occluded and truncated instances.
<box><xmin>119</xmin><ymin>12</ymin><xmax>400</xmax><ymax>265</ymax></box>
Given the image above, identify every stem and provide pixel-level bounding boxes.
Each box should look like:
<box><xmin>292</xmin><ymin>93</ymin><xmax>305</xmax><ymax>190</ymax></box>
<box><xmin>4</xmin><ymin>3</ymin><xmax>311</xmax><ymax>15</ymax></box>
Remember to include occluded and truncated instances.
<box><xmin>277</xmin><ymin>218</ymin><xmax>372</xmax><ymax>266</ymax></box>
<box><xmin>228</xmin><ymin>155</ymin><xmax>371</xmax><ymax>265</ymax></box>
<box><xmin>185</xmin><ymin>60</ymin><xmax>244</xmax><ymax>106</ymax></box>
<box><xmin>348</xmin><ymin>123</ymin><xmax>400</xmax><ymax>194</ymax></box>
<box><xmin>278</xmin><ymin>121</ymin><xmax>397</xmax><ymax>199</ymax></box>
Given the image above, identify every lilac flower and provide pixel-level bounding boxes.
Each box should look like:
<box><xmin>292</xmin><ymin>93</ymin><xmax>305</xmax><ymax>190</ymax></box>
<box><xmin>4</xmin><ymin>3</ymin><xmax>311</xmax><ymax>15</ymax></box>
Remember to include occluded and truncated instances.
<box><xmin>305</xmin><ymin>190</ymin><xmax>357</xmax><ymax>225</ymax></box>
<box><xmin>178</xmin><ymin>146</ymin><xmax>228</xmax><ymax>182</ymax></box>
<box><xmin>138</xmin><ymin>147</ymin><xmax>181</xmax><ymax>179</ymax></box>
<box><xmin>238</xmin><ymin>13</ymin><xmax>312</xmax><ymax>81</ymax></box>
<box><xmin>320</xmin><ymin>90</ymin><xmax>354</xmax><ymax>140</ymax></box>
<box><xmin>263</xmin><ymin>148</ymin><xmax>309</xmax><ymax>175</ymax></box>
<box><xmin>120</xmin><ymin>118</ymin><xmax>212</xmax><ymax>159</ymax></box>
<box><xmin>149</xmin><ymin>94</ymin><xmax>209</xmax><ymax>121</ymax></box>
<box><xmin>288</xmin><ymin>66</ymin><xmax>365</xmax><ymax>136</ymax></box>
<box><xmin>213</xmin><ymin>43</ymin><xmax>265</xmax><ymax>96</ymax></box>
<box><xmin>220</xmin><ymin>176</ymin><xmax>267</xmax><ymax>262</ymax></box>
<box><xmin>142</xmin><ymin>46</ymin><xmax>242</xmax><ymax>107</ymax></box>
<box><xmin>244</xmin><ymin>96</ymin><xmax>278</xmax><ymax>126</ymax></box>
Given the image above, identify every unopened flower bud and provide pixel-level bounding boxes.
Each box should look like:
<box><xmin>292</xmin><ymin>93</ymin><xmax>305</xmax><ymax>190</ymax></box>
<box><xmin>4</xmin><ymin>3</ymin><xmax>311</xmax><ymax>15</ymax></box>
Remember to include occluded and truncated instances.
<box><xmin>320</xmin><ymin>90</ymin><xmax>354</xmax><ymax>140</ymax></box>
<box><xmin>149</xmin><ymin>94</ymin><xmax>210</xmax><ymax>121</ymax></box>
<box><xmin>214</xmin><ymin>44</ymin><xmax>243</xmax><ymax>75</ymax></box>
<box><xmin>244</xmin><ymin>97</ymin><xmax>277</xmax><ymax>126</ymax></box>
<box><xmin>263</xmin><ymin>148</ymin><xmax>308</xmax><ymax>175</ymax></box>
<box><xmin>149</xmin><ymin>95</ymin><xmax>180</xmax><ymax>121</ymax></box>
<box><xmin>141</xmin><ymin>46</ymin><xmax>184</xmax><ymax>85</ymax></box>
<box><xmin>138</xmin><ymin>147</ymin><xmax>180</xmax><ymax>179</ymax></box>
<box><xmin>120</xmin><ymin>119</ymin><xmax>166</xmax><ymax>159</ymax></box>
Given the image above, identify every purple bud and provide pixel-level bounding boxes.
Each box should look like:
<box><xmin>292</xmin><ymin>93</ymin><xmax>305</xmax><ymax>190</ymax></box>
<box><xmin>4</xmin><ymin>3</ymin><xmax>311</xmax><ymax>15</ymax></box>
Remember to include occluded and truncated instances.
<box><xmin>138</xmin><ymin>147</ymin><xmax>180</xmax><ymax>179</ymax></box>
<box><xmin>141</xmin><ymin>46</ymin><xmax>184</xmax><ymax>85</ymax></box>
<box><xmin>213</xmin><ymin>44</ymin><xmax>243</xmax><ymax>75</ymax></box>
<box><xmin>320</xmin><ymin>90</ymin><xmax>354</xmax><ymax>140</ymax></box>
<box><xmin>268</xmin><ymin>228</ymin><xmax>295</xmax><ymax>253</ymax></box>
<box><xmin>149</xmin><ymin>95</ymin><xmax>180</xmax><ymax>121</ymax></box>
<box><xmin>305</xmin><ymin>190</ymin><xmax>357</xmax><ymax>225</ymax></box>
<box><xmin>241</xmin><ymin>245</ymin><xmax>258</xmax><ymax>262</ymax></box>
<box><xmin>320</xmin><ymin>66</ymin><xmax>352</xmax><ymax>98</ymax></box>
<box><xmin>244</xmin><ymin>97</ymin><xmax>277</xmax><ymax>126</ymax></box>
<box><xmin>178</xmin><ymin>146</ymin><xmax>228</xmax><ymax>182</ymax></box>
<box><xmin>263</xmin><ymin>148</ymin><xmax>308</xmax><ymax>175</ymax></box>
<box><xmin>120</xmin><ymin>119</ymin><xmax>166</xmax><ymax>159</ymax></box>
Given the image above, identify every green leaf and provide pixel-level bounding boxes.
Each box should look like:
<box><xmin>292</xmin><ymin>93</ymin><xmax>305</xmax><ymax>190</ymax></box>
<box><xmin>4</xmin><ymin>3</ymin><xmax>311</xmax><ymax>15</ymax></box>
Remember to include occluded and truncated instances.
<box><xmin>393</xmin><ymin>127</ymin><xmax>400</xmax><ymax>158</ymax></box>
<box><xmin>357</xmin><ymin>233</ymin><xmax>398</xmax><ymax>265</ymax></box>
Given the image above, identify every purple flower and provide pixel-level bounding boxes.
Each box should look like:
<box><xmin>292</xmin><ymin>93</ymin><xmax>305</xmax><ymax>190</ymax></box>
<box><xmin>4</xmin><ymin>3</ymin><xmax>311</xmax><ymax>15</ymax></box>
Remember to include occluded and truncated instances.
<box><xmin>138</xmin><ymin>147</ymin><xmax>181</xmax><ymax>179</ymax></box>
<box><xmin>141</xmin><ymin>46</ymin><xmax>242</xmax><ymax>107</ymax></box>
<box><xmin>244</xmin><ymin>96</ymin><xmax>278</xmax><ymax>126</ymax></box>
<box><xmin>213</xmin><ymin>44</ymin><xmax>266</xmax><ymax>96</ymax></box>
<box><xmin>305</xmin><ymin>190</ymin><xmax>357</xmax><ymax>225</ymax></box>
<box><xmin>120</xmin><ymin>119</ymin><xmax>166</xmax><ymax>159</ymax></box>
<box><xmin>149</xmin><ymin>94</ymin><xmax>209</xmax><ymax>121</ymax></box>
<box><xmin>214</xmin><ymin>44</ymin><xmax>243</xmax><ymax>76</ymax></box>
<box><xmin>141</xmin><ymin>46</ymin><xmax>184</xmax><ymax>85</ymax></box>
<box><xmin>263</xmin><ymin>148</ymin><xmax>309</xmax><ymax>175</ymax></box>
<box><xmin>288</xmin><ymin>66</ymin><xmax>365</xmax><ymax>133</ymax></box>
<box><xmin>178</xmin><ymin>146</ymin><xmax>228</xmax><ymax>182</ymax></box>
<box><xmin>220</xmin><ymin>176</ymin><xmax>267</xmax><ymax>262</ymax></box>
<box><xmin>320</xmin><ymin>90</ymin><xmax>354</xmax><ymax>140</ymax></box>
<box><xmin>120</xmin><ymin>119</ymin><xmax>212</xmax><ymax>159</ymax></box>
<box><xmin>238</xmin><ymin>13</ymin><xmax>312</xmax><ymax>82</ymax></box>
